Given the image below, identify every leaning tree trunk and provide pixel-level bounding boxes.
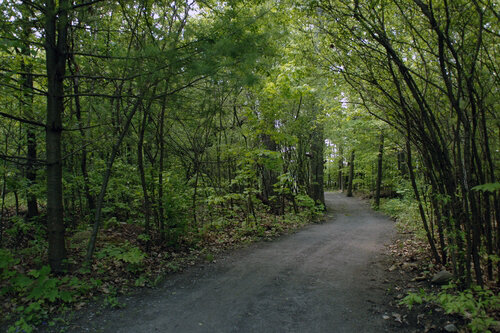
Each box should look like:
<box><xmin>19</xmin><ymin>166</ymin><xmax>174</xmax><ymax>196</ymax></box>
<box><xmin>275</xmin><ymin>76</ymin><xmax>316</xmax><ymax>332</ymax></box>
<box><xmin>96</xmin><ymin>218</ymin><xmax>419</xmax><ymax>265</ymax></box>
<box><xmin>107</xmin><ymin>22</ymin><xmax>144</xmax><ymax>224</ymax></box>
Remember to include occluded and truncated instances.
<box><xmin>406</xmin><ymin>138</ymin><xmax>441</xmax><ymax>264</ymax></box>
<box><xmin>86</xmin><ymin>95</ymin><xmax>144</xmax><ymax>263</ymax></box>
<box><xmin>44</xmin><ymin>0</ymin><xmax>69</xmax><ymax>273</ymax></box>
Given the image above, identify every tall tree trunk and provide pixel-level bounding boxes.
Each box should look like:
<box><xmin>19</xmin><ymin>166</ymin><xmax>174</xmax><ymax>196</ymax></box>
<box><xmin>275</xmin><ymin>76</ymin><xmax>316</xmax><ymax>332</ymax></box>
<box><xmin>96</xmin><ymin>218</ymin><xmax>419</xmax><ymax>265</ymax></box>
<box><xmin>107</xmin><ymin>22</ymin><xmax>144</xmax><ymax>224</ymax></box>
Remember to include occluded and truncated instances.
<box><xmin>138</xmin><ymin>108</ymin><xmax>151</xmax><ymax>249</ymax></box>
<box><xmin>157</xmin><ymin>95</ymin><xmax>167</xmax><ymax>240</ymax></box>
<box><xmin>0</xmin><ymin>136</ymin><xmax>7</xmax><ymax>247</ymax></box>
<box><xmin>20</xmin><ymin>22</ymin><xmax>39</xmax><ymax>220</ymax></box>
<box><xmin>406</xmin><ymin>138</ymin><xmax>441</xmax><ymax>264</ymax></box>
<box><xmin>309</xmin><ymin>126</ymin><xmax>325</xmax><ymax>207</ymax></box>
<box><xmin>45</xmin><ymin>0</ymin><xmax>69</xmax><ymax>273</ymax></box>
<box><xmin>260</xmin><ymin>133</ymin><xmax>278</xmax><ymax>213</ymax></box>
<box><xmin>26</xmin><ymin>130</ymin><xmax>38</xmax><ymax>219</ymax></box>
<box><xmin>69</xmin><ymin>59</ymin><xmax>95</xmax><ymax>213</ymax></box>
<box><xmin>338</xmin><ymin>145</ymin><xmax>344</xmax><ymax>191</ymax></box>
<box><xmin>346</xmin><ymin>150</ymin><xmax>355</xmax><ymax>197</ymax></box>
<box><xmin>374</xmin><ymin>132</ymin><xmax>384</xmax><ymax>209</ymax></box>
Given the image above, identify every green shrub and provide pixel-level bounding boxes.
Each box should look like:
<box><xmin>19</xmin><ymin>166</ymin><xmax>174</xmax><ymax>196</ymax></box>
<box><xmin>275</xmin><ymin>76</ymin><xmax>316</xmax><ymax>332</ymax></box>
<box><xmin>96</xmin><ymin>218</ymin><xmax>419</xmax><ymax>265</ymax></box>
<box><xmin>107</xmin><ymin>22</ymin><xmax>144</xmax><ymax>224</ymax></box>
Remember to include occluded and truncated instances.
<box><xmin>96</xmin><ymin>242</ymin><xmax>146</xmax><ymax>272</ymax></box>
<box><xmin>400</xmin><ymin>284</ymin><xmax>500</xmax><ymax>333</ymax></box>
<box><xmin>1</xmin><ymin>249</ymin><xmax>94</xmax><ymax>332</ymax></box>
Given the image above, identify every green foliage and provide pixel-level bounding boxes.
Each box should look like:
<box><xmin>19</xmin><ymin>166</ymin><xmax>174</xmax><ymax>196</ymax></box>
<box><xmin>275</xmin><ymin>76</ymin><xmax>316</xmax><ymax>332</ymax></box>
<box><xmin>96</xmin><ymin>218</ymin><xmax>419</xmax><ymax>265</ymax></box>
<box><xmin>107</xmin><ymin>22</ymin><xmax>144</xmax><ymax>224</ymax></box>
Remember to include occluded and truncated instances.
<box><xmin>378</xmin><ymin>190</ymin><xmax>425</xmax><ymax>240</ymax></box>
<box><xmin>399</xmin><ymin>289</ymin><xmax>427</xmax><ymax>310</ymax></box>
<box><xmin>295</xmin><ymin>194</ymin><xmax>324</xmax><ymax>220</ymax></box>
<box><xmin>0</xmin><ymin>249</ymin><xmax>95</xmax><ymax>331</ymax></box>
<box><xmin>160</xmin><ymin>170</ymin><xmax>191</xmax><ymax>246</ymax></box>
<box><xmin>401</xmin><ymin>285</ymin><xmax>500</xmax><ymax>333</ymax></box>
<box><xmin>96</xmin><ymin>242</ymin><xmax>145</xmax><ymax>272</ymax></box>
<box><xmin>472</xmin><ymin>183</ymin><xmax>500</xmax><ymax>193</ymax></box>
<box><xmin>103</xmin><ymin>295</ymin><xmax>124</xmax><ymax>309</ymax></box>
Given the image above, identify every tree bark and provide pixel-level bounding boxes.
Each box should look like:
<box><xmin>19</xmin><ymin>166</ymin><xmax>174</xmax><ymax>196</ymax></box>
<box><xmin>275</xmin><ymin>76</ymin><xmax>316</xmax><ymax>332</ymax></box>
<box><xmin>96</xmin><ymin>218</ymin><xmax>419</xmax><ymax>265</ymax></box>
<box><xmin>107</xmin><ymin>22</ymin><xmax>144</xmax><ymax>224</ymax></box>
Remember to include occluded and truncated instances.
<box><xmin>338</xmin><ymin>145</ymin><xmax>344</xmax><ymax>191</ymax></box>
<box><xmin>20</xmin><ymin>21</ymin><xmax>39</xmax><ymax>220</ymax></box>
<box><xmin>406</xmin><ymin>138</ymin><xmax>441</xmax><ymax>264</ymax></box>
<box><xmin>138</xmin><ymin>108</ymin><xmax>151</xmax><ymax>249</ymax></box>
<box><xmin>0</xmin><ymin>136</ymin><xmax>7</xmax><ymax>247</ymax></box>
<box><xmin>69</xmin><ymin>59</ymin><xmax>95</xmax><ymax>213</ymax></box>
<box><xmin>44</xmin><ymin>0</ymin><xmax>69</xmax><ymax>273</ymax></box>
<box><xmin>374</xmin><ymin>132</ymin><xmax>384</xmax><ymax>209</ymax></box>
<box><xmin>309</xmin><ymin>126</ymin><xmax>325</xmax><ymax>207</ymax></box>
<box><xmin>346</xmin><ymin>150</ymin><xmax>355</xmax><ymax>197</ymax></box>
<box><xmin>157</xmin><ymin>95</ymin><xmax>167</xmax><ymax>240</ymax></box>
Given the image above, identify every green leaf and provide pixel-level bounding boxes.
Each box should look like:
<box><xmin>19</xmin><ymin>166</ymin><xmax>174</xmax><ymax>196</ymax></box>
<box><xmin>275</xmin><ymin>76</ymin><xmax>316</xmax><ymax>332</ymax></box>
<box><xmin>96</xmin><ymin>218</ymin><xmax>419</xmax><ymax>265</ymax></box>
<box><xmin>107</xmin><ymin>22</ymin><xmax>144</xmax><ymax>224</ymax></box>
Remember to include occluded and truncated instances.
<box><xmin>12</xmin><ymin>274</ymin><xmax>33</xmax><ymax>290</ymax></box>
<box><xmin>472</xmin><ymin>183</ymin><xmax>500</xmax><ymax>193</ymax></box>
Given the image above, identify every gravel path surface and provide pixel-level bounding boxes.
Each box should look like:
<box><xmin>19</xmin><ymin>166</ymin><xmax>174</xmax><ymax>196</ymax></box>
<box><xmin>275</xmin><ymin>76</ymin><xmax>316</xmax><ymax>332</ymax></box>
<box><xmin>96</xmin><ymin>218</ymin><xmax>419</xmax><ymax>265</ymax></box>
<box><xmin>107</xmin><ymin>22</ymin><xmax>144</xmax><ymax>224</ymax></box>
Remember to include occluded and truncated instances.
<box><xmin>59</xmin><ymin>192</ymin><xmax>401</xmax><ymax>333</ymax></box>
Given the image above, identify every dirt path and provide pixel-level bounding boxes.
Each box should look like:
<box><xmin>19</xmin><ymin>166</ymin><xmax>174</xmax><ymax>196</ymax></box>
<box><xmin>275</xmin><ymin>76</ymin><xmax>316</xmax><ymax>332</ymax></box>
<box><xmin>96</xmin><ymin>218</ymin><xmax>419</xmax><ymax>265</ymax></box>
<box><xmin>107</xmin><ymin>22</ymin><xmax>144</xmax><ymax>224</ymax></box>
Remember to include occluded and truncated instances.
<box><xmin>59</xmin><ymin>192</ymin><xmax>404</xmax><ymax>332</ymax></box>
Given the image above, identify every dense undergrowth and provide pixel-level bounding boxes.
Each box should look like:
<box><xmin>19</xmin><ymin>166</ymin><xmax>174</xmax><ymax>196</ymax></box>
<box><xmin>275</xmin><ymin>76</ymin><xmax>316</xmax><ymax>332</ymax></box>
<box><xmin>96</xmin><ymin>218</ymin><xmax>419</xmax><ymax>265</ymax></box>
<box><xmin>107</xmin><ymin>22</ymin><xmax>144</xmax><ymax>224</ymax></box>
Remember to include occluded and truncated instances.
<box><xmin>377</xmin><ymin>194</ymin><xmax>500</xmax><ymax>333</ymax></box>
<box><xmin>1</xmin><ymin>201</ymin><xmax>323</xmax><ymax>333</ymax></box>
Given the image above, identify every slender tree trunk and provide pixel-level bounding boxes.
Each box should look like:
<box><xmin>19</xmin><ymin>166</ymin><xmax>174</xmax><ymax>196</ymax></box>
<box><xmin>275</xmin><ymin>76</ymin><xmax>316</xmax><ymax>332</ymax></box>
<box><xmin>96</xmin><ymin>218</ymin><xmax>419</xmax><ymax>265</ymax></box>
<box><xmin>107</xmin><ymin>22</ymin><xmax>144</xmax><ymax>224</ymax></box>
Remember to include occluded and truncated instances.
<box><xmin>260</xmin><ymin>133</ymin><xmax>278</xmax><ymax>213</ymax></box>
<box><xmin>45</xmin><ymin>0</ymin><xmax>69</xmax><ymax>273</ymax></box>
<box><xmin>26</xmin><ymin>129</ymin><xmax>38</xmax><ymax>219</ymax></box>
<box><xmin>346</xmin><ymin>150</ymin><xmax>355</xmax><ymax>197</ymax></box>
<box><xmin>309</xmin><ymin>126</ymin><xmax>325</xmax><ymax>207</ymax></box>
<box><xmin>69</xmin><ymin>60</ymin><xmax>95</xmax><ymax>213</ymax></box>
<box><xmin>19</xmin><ymin>11</ymin><xmax>39</xmax><ymax>221</ymax></box>
<box><xmin>21</xmin><ymin>61</ymin><xmax>39</xmax><ymax>219</ymax></box>
<box><xmin>0</xmin><ymin>136</ymin><xmax>7</xmax><ymax>247</ymax></box>
<box><xmin>157</xmin><ymin>95</ymin><xmax>167</xmax><ymax>240</ymax></box>
<box><xmin>86</xmin><ymin>96</ymin><xmax>144</xmax><ymax>263</ymax></box>
<box><xmin>406</xmin><ymin>138</ymin><xmax>441</xmax><ymax>264</ymax></box>
<box><xmin>426</xmin><ymin>172</ymin><xmax>448</xmax><ymax>264</ymax></box>
<box><xmin>138</xmin><ymin>109</ymin><xmax>151</xmax><ymax>249</ymax></box>
<box><xmin>374</xmin><ymin>132</ymin><xmax>384</xmax><ymax>209</ymax></box>
<box><xmin>338</xmin><ymin>146</ymin><xmax>344</xmax><ymax>191</ymax></box>
<box><xmin>479</xmin><ymin>106</ymin><xmax>497</xmax><ymax>281</ymax></box>
<box><xmin>192</xmin><ymin>168</ymin><xmax>199</xmax><ymax>226</ymax></box>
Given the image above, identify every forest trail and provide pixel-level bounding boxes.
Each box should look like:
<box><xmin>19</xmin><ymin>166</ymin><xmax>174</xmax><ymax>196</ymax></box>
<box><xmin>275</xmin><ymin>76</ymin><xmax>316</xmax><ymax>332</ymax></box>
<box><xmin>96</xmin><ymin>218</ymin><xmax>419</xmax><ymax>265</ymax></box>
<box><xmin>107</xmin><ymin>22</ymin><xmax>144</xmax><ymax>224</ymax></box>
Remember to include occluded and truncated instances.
<box><xmin>61</xmin><ymin>192</ymin><xmax>400</xmax><ymax>332</ymax></box>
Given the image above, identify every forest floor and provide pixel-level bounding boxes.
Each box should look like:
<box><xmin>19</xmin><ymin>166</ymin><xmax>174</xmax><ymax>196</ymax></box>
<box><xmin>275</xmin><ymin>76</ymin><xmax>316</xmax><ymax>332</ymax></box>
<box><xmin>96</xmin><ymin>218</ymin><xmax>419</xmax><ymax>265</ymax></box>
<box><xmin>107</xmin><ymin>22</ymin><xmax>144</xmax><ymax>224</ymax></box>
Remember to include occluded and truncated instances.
<box><xmin>38</xmin><ymin>192</ymin><xmax>464</xmax><ymax>333</ymax></box>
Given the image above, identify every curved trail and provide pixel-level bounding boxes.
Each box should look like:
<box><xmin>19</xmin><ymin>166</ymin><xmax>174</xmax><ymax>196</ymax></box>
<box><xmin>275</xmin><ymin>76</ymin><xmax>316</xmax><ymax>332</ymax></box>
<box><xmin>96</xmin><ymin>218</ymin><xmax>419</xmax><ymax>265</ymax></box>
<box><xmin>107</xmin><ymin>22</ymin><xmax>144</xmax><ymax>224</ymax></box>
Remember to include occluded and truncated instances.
<box><xmin>64</xmin><ymin>192</ymin><xmax>399</xmax><ymax>332</ymax></box>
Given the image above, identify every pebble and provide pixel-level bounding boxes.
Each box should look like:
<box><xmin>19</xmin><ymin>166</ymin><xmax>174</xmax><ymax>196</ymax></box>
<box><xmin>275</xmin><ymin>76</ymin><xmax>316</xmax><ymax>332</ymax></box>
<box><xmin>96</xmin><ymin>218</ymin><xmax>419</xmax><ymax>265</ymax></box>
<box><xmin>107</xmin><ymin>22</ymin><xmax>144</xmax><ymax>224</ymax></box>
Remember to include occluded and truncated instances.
<box><xmin>444</xmin><ymin>323</ymin><xmax>457</xmax><ymax>332</ymax></box>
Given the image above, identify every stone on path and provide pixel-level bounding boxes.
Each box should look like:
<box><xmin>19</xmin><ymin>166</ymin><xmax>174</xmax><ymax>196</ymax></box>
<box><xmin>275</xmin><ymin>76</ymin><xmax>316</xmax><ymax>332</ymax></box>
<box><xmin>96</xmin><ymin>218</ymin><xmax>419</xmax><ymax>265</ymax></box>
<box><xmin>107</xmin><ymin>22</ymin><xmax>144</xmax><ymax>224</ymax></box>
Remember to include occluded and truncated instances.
<box><xmin>431</xmin><ymin>270</ymin><xmax>453</xmax><ymax>285</ymax></box>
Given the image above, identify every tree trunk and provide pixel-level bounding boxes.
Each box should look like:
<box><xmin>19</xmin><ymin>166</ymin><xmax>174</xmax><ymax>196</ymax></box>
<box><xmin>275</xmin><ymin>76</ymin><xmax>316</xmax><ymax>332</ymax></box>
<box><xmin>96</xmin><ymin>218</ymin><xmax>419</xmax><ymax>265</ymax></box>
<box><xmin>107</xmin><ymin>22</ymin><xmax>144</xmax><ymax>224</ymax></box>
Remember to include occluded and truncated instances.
<box><xmin>69</xmin><ymin>59</ymin><xmax>95</xmax><ymax>214</ymax></box>
<box><xmin>406</xmin><ymin>138</ymin><xmax>441</xmax><ymax>264</ymax></box>
<box><xmin>338</xmin><ymin>145</ymin><xmax>344</xmax><ymax>191</ymax></box>
<box><xmin>0</xmin><ymin>137</ymin><xmax>7</xmax><ymax>247</ymax></box>
<box><xmin>260</xmin><ymin>133</ymin><xmax>278</xmax><ymax>213</ymax></box>
<box><xmin>26</xmin><ymin>129</ymin><xmax>38</xmax><ymax>219</ymax></box>
<box><xmin>374</xmin><ymin>132</ymin><xmax>384</xmax><ymax>209</ymax></box>
<box><xmin>157</xmin><ymin>95</ymin><xmax>167</xmax><ymax>240</ymax></box>
<box><xmin>309</xmin><ymin>126</ymin><xmax>325</xmax><ymax>207</ymax></box>
<box><xmin>138</xmin><ymin>109</ymin><xmax>151</xmax><ymax>249</ymax></box>
<box><xmin>45</xmin><ymin>0</ymin><xmax>69</xmax><ymax>273</ymax></box>
<box><xmin>86</xmin><ymin>96</ymin><xmax>143</xmax><ymax>263</ymax></box>
<box><xmin>346</xmin><ymin>150</ymin><xmax>355</xmax><ymax>197</ymax></box>
<box><xmin>21</xmin><ymin>57</ymin><xmax>39</xmax><ymax>219</ymax></box>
